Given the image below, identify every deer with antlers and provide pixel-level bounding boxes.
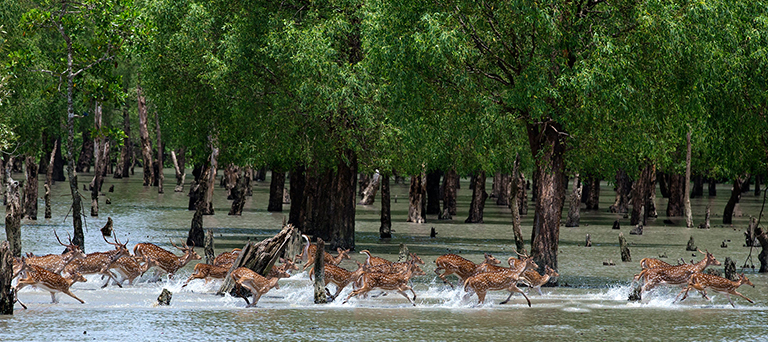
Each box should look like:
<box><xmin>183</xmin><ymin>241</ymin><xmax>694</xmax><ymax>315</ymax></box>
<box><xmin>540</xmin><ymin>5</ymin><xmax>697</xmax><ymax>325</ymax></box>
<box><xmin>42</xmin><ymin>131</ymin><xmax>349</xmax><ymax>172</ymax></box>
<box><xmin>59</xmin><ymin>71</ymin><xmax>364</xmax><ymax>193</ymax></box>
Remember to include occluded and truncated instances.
<box><xmin>297</xmin><ymin>235</ymin><xmax>351</xmax><ymax>271</ymax></box>
<box><xmin>521</xmin><ymin>266</ymin><xmax>559</xmax><ymax>295</ymax></box>
<box><xmin>62</xmin><ymin>234</ymin><xmax>131</xmax><ymax>288</ymax></box>
<box><xmin>363</xmin><ymin>253</ymin><xmax>426</xmax><ymax>275</ymax></box>
<box><xmin>638</xmin><ymin>250</ymin><xmax>721</xmax><ymax>294</ymax></box>
<box><xmin>108</xmin><ymin>256</ymin><xmax>156</xmax><ymax>286</ymax></box>
<box><xmin>230</xmin><ymin>267</ymin><xmax>283</xmax><ymax>307</ymax></box>
<box><xmin>343</xmin><ymin>259</ymin><xmax>421</xmax><ymax>306</ymax></box>
<box><xmin>24</xmin><ymin>230</ymin><xmax>86</xmax><ymax>275</ymax></box>
<box><xmin>213</xmin><ymin>248</ymin><xmax>242</xmax><ymax>268</ymax></box>
<box><xmin>434</xmin><ymin>253</ymin><xmax>501</xmax><ymax>288</ymax></box>
<box><xmin>676</xmin><ymin>273</ymin><xmax>755</xmax><ymax>307</ymax></box>
<box><xmin>463</xmin><ymin>256</ymin><xmax>538</xmax><ymax>306</ymax></box>
<box><xmin>15</xmin><ymin>264</ymin><xmax>88</xmax><ymax>304</ymax></box>
<box><xmin>133</xmin><ymin>239</ymin><xmax>202</xmax><ymax>279</ymax></box>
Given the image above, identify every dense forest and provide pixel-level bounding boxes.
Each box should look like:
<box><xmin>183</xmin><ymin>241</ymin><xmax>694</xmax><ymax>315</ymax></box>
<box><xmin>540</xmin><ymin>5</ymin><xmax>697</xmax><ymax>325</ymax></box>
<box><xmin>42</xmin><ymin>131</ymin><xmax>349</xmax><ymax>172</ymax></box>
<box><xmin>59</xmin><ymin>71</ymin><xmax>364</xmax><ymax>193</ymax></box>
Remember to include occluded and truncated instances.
<box><xmin>1</xmin><ymin>0</ymin><xmax>767</xmax><ymax>276</ymax></box>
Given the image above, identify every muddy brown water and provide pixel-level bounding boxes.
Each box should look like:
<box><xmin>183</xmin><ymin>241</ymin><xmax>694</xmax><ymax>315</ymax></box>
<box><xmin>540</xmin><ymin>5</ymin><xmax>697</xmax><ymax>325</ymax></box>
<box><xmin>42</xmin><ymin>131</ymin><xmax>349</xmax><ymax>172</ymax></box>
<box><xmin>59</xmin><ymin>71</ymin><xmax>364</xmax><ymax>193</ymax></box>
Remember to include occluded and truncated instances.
<box><xmin>2</xmin><ymin>171</ymin><xmax>767</xmax><ymax>341</ymax></box>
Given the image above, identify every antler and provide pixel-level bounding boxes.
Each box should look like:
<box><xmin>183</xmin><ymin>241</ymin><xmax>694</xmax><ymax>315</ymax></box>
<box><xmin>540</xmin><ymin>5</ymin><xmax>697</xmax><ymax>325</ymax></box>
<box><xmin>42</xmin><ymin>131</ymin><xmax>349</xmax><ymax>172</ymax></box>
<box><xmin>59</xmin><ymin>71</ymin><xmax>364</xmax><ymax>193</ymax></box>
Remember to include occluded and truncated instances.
<box><xmin>515</xmin><ymin>250</ymin><xmax>529</xmax><ymax>259</ymax></box>
<box><xmin>54</xmin><ymin>229</ymin><xmax>67</xmax><ymax>247</ymax></box>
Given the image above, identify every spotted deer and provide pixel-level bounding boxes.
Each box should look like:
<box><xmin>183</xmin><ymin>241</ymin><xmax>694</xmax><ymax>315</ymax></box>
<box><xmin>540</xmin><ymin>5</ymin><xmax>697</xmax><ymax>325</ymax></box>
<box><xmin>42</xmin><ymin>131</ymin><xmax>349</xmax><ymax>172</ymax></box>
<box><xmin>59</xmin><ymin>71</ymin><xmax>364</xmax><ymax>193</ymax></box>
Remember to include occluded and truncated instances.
<box><xmin>24</xmin><ymin>230</ymin><xmax>86</xmax><ymax>274</ymax></box>
<box><xmin>266</xmin><ymin>258</ymin><xmax>299</xmax><ymax>279</ymax></box>
<box><xmin>109</xmin><ymin>256</ymin><xmax>156</xmax><ymax>286</ymax></box>
<box><xmin>15</xmin><ymin>264</ymin><xmax>88</xmax><ymax>304</ymax></box>
<box><xmin>310</xmin><ymin>261</ymin><xmax>366</xmax><ymax>301</ymax></box>
<box><xmin>182</xmin><ymin>263</ymin><xmax>230</xmax><ymax>288</ymax></box>
<box><xmin>62</xmin><ymin>234</ymin><xmax>131</xmax><ymax>288</ymax></box>
<box><xmin>213</xmin><ymin>248</ymin><xmax>242</xmax><ymax>268</ymax></box>
<box><xmin>133</xmin><ymin>239</ymin><xmax>202</xmax><ymax>279</ymax></box>
<box><xmin>472</xmin><ymin>256</ymin><xmax>521</xmax><ymax>276</ymax></box>
<box><xmin>632</xmin><ymin>257</ymin><xmax>674</xmax><ymax>282</ymax></box>
<box><xmin>230</xmin><ymin>267</ymin><xmax>281</xmax><ymax>307</ymax></box>
<box><xmin>463</xmin><ymin>256</ymin><xmax>538</xmax><ymax>306</ymax></box>
<box><xmin>639</xmin><ymin>250</ymin><xmax>721</xmax><ymax>294</ymax></box>
<box><xmin>359</xmin><ymin>250</ymin><xmax>392</xmax><ymax>267</ymax></box>
<box><xmin>297</xmin><ymin>235</ymin><xmax>351</xmax><ymax>271</ymax></box>
<box><xmin>363</xmin><ymin>253</ymin><xmax>426</xmax><ymax>275</ymax></box>
<box><xmin>343</xmin><ymin>259</ymin><xmax>420</xmax><ymax>306</ymax></box>
<box><xmin>676</xmin><ymin>273</ymin><xmax>755</xmax><ymax>307</ymax></box>
<box><xmin>521</xmin><ymin>265</ymin><xmax>559</xmax><ymax>295</ymax></box>
<box><xmin>434</xmin><ymin>253</ymin><xmax>501</xmax><ymax>288</ymax></box>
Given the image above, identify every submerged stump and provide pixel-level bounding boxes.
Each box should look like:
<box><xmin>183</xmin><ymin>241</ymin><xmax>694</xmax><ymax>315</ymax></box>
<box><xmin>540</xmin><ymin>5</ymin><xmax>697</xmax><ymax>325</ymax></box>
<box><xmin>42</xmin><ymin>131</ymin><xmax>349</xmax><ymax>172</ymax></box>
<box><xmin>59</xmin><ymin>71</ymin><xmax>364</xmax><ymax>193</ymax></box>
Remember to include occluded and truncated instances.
<box><xmin>313</xmin><ymin>238</ymin><xmax>327</xmax><ymax>304</ymax></box>
<box><xmin>619</xmin><ymin>233</ymin><xmax>631</xmax><ymax>262</ymax></box>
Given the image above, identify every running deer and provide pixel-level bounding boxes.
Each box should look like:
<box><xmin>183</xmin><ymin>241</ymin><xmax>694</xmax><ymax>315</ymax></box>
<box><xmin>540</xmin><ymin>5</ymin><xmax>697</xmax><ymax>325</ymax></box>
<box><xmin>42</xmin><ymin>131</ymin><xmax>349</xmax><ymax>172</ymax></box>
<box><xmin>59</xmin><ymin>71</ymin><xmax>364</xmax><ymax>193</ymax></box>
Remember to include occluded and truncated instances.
<box><xmin>463</xmin><ymin>256</ymin><xmax>538</xmax><ymax>306</ymax></box>
<box><xmin>359</xmin><ymin>250</ymin><xmax>392</xmax><ymax>267</ymax></box>
<box><xmin>639</xmin><ymin>250</ymin><xmax>721</xmax><ymax>294</ymax></box>
<box><xmin>230</xmin><ymin>267</ymin><xmax>281</xmax><ymax>307</ymax></box>
<box><xmin>109</xmin><ymin>256</ymin><xmax>156</xmax><ymax>286</ymax></box>
<box><xmin>62</xmin><ymin>234</ymin><xmax>131</xmax><ymax>288</ymax></box>
<box><xmin>133</xmin><ymin>239</ymin><xmax>202</xmax><ymax>279</ymax></box>
<box><xmin>363</xmin><ymin>253</ymin><xmax>426</xmax><ymax>275</ymax></box>
<box><xmin>16</xmin><ymin>264</ymin><xmax>88</xmax><ymax>304</ymax></box>
<box><xmin>309</xmin><ymin>261</ymin><xmax>366</xmax><ymax>301</ymax></box>
<box><xmin>434</xmin><ymin>253</ymin><xmax>501</xmax><ymax>288</ymax></box>
<box><xmin>676</xmin><ymin>273</ymin><xmax>755</xmax><ymax>307</ymax></box>
<box><xmin>182</xmin><ymin>263</ymin><xmax>229</xmax><ymax>288</ymax></box>
<box><xmin>266</xmin><ymin>258</ymin><xmax>299</xmax><ymax>279</ymax></box>
<box><xmin>521</xmin><ymin>266</ymin><xmax>559</xmax><ymax>295</ymax></box>
<box><xmin>343</xmin><ymin>259</ymin><xmax>420</xmax><ymax>306</ymax></box>
<box><xmin>473</xmin><ymin>256</ymin><xmax>522</xmax><ymax>276</ymax></box>
<box><xmin>24</xmin><ymin>230</ymin><xmax>86</xmax><ymax>274</ymax></box>
<box><xmin>297</xmin><ymin>235</ymin><xmax>351</xmax><ymax>271</ymax></box>
<box><xmin>213</xmin><ymin>248</ymin><xmax>242</xmax><ymax>268</ymax></box>
<box><xmin>631</xmin><ymin>258</ymin><xmax>673</xmax><ymax>282</ymax></box>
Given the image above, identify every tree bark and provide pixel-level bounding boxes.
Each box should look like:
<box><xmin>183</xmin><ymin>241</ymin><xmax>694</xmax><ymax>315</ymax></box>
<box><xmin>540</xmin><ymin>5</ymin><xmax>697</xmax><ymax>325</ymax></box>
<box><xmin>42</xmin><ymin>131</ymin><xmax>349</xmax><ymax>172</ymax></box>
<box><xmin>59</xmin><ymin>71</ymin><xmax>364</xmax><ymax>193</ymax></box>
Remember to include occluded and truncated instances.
<box><xmin>465</xmin><ymin>170</ymin><xmax>487</xmax><ymax>223</ymax></box>
<box><xmin>407</xmin><ymin>172</ymin><xmax>426</xmax><ymax>223</ymax></box>
<box><xmin>44</xmin><ymin>140</ymin><xmax>57</xmax><ymax>219</ymax></box>
<box><xmin>171</xmin><ymin>148</ymin><xmax>186</xmax><ymax>192</ymax></box>
<box><xmin>583</xmin><ymin>176</ymin><xmax>600</xmax><ymax>210</ymax></box>
<box><xmin>52</xmin><ymin>138</ymin><xmax>66</xmax><ymax>182</ymax></box>
<box><xmin>755</xmin><ymin>227</ymin><xmax>768</xmax><ymax>273</ymax></box>
<box><xmin>0</xmin><ymin>241</ymin><xmax>15</xmax><ymax>314</ymax></box>
<box><xmin>187</xmin><ymin>166</ymin><xmax>208</xmax><ymax>248</ymax></box>
<box><xmin>268</xmin><ymin>170</ymin><xmax>286</xmax><ymax>212</ymax></box>
<box><xmin>65</xmin><ymin>58</ymin><xmax>84</xmax><ymax>252</ymax></box>
<box><xmin>90</xmin><ymin>102</ymin><xmax>107</xmax><ymax>217</ymax></box>
<box><xmin>510</xmin><ymin>154</ymin><xmax>527</xmax><ymax>256</ymax></box>
<box><xmin>609</xmin><ymin>169</ymin><xmax>631</xmax><ymax>213</ymax></box>
<box><xmin>4</xmin><ymin>180</ymin><xmax>21</xmax><ymax>257</ymax></box>
<box><xmin>229</xmin><ymin>169</ymin><xmax>247</xmax><ymax>216</ymax></box>
<box><xmin>379</xmin><ymin>172</ymin><xmax>392</xmax><ymax>239</ymax></box>
<box><xmin>666</xmin><ymin>173</ymin><xmax>685</xmax><ymax>217</ymax></box>
<box><xmin>75</xmin><ymin>131</ymin><xmax>93</xmax><ymax>173</ymax></box>
<box><xmin>288</xmin><ymin>165</ymin><xmax>307</xmax><ymax>229</ymax></box>
<box><xmin>439</xmin><ymin>168</ymin><xmax>458</xmax><ymax>219</ymax></box>
<box><xmin>755</xmin><ymin>175</ymin><xmax>761</xmax><ymax>197</ymax></box>
<box><xmin>244</xmin><ymin>167</ymin><xmax>253</xmax><ymax>196</ymax></box>
<box><xmin>658</xmin><ymin>172</ymin><xmax>671</xmax><ymax>198</ymax></box>
<box><xmin>188</xmin><ymin>164</ymin><xmax>204</xmax><ymax>211</ymax></box>
<box><xmin>691</xmin><ymin>175</ymin><xmax>704</xmax><ymax>198</ymax></box>
<box><xmin>723</xmin><ymin>178</ymin><xmax>744</xmax><ymax>225</ymax></box>
<box><xmin>565</xmin><ymin>174</ymin><xmax>582</xmax><ymax>227</ymax></box>
<box><xmin>23</xmin><ymin>155</ymin><xmax>39</xmax><ymax>220</ymax></box>
<box><xmin>630</xmin><ymin>164</ymin><xmax>654</xmax><ymax>226</ymax></box>
<box><xmin>115</xmin><ymin>108</ymin><xmax>132</xmax><ymax>178</ymax></box>
<box><xmin>708</xmin><ymin>177</ymin><xmax>717</xmax><ymax>196</ymax></box>
<box><xmin>684</xmin><ymin>131</ymin><xmax>694</xmax><ymax>227</ymax></box>
<box><xmin>517</xmin><ymin>172</ymin><xmax>528</xmax><ymax>216</ymax></box>
<box><xmin>137</xmin><ymin>83</ymin><xmax>154</xmax><ymax>186</ymax></box>
<box><xmin>203</xmin><ymin>138</ymin><xmax>219</xmax><ymax>215</ymax></box>
<box><xmin>527</xmin><ymin>122</ymin><xmax>567</xmax><ymax>275</ymax></box>
<box><xmin>359</xmin><ymin>170</ymin><xmax>381</xmax><ymax>205</ymax></box>
<box><xmin>313</xmin><ymin>238</ymin><xmax>327</xmax><ymax>304</ymax></box>
<box><xmin>155</xmin><ymin>111</ymin><xmax>164</xmax><ymax>194</ymax></box>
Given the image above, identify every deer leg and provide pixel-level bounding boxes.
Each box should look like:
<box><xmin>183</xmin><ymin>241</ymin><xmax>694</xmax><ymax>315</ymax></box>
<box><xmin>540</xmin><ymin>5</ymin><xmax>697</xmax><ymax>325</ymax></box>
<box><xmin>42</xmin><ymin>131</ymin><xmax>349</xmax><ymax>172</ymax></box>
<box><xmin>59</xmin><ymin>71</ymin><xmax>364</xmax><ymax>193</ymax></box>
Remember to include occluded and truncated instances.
<box><xmin>15</xmin><ymin>297</ymin><xmax>27</xmax><ymax>310</ymax></box>
<box><xmin>476</xmin><ymin>291</ymin><xmax>486</xmax><ymax>305</ymax></box>
<box><xmin>501</xmin><ymin>285</ymin><xmax>531</xmax><ymax>307</ymax></box>
<box><xmin>62</xmin><ymin>289</ymin><xmax>85</xmax><ymax>304</ymax></box>
<box><xmin>536</xmin><ymin>286</ymin><xmax>543</xmax><ymax>296</ymax></box>
<box><xmin>50</xmin><ymin>292</ymin><xmax>58</xmax><ymax>304</ymax></box>
<box><xmin>675</xmin><ymin>287</ymin><xmax>691</xmax><ymax>302</ymax></box>
<box><xmin>396</xmin><ymin>290</ymin><xmax>416</xmax><ymax>306</ymax></box>
<box><xmin>435</xmin><ymin>269</ymin><xmax>455</xmax><ymax>289</ymax></box>
<box><xmin>733</xmin><ymin>291</ymin><xmax>754</xmax><ymax>304</ymax></box>
<box><xmin>247</xmin><ymin>293</ymin><xmax>263</xmax><ymax>307</ymax></box>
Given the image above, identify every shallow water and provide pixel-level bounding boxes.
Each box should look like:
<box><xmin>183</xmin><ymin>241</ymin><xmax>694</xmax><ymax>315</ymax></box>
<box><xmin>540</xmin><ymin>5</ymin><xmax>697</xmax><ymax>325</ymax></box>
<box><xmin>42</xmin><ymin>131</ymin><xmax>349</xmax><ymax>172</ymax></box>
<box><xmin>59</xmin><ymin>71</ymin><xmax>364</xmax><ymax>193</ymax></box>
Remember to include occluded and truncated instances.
<box><xmin>2</xmin><ymin>170</ymin><xmax>767</xmax><ymax>341</ymax></box>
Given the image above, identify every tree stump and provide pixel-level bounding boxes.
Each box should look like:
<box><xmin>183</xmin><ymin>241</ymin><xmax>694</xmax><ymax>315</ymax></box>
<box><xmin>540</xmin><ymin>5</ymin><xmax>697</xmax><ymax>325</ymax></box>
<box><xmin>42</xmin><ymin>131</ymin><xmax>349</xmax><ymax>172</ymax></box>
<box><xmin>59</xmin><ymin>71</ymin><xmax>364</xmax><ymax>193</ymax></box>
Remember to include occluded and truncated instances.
<box><xmin>44</xmin><ymin>184</ymin><xmax>52</xmax><ymax>219</ymax></box>
<box><xmin>359</xmin><ymin>170</ymin><xmax>381</xmax><ymax>205</ymax></box>
<box><xmin>630</xmin><ymin>224</ymin><xmax>643</xmax><ymax>235</ymax></box>
<box><xmin>5</xmin><ymin>180</ymin><xmax>21</xmax><ymax>257</ymax></box>
<box><xmin>204</xmin><ymin>229</ymin><xmax>215</xmax><ymax>265</ymax></box>
<box><xmin>398</xmin><ymin>243</ymin><xmax>409</xmax><ymax>262</ymax></box>
<box><xmin>723</xmin><ymin>257</ymin><xmax>737</xmax><ymax>281</ymax></box>
<box><xmin>619</xmin><ymin>233</ymin><xmax>631</xmax><ymax>262</ymax></box>
<box><xmin>585</xmin><ymin>234</ymin><xmax>592</xmax><ymax>247</ymax></box>
<box><xmin>100</xmin><ymin>217</ymin><xmax>114</xmax><ymax>237</ymax></box>
<box><xmin>686</xmin><ymin>236</ymin><xmax>697</xmax><ymax>251</ymax></box>
<box><xmin>565</xmin><ymin>174</ymin><xmax>582</xmax><ymax>227</ymax></box>
<box><xmin>1</xmin><ymin>241</ymin><xmax>15</xmax><ymax>314</ymax></box>
<box><xmin>612</xmin><ymin>220</ymin><xmax>620</xmax><ymax>230</ymax></box>
<box><xmin>313</xmin><ymin>238</ymin><xmax>327</xmax><ymax>304</ymax></box>
<box><xmin>157</xmin><ymin>289</ymin><xmax>172</xmax><ymax>306</ymax></box>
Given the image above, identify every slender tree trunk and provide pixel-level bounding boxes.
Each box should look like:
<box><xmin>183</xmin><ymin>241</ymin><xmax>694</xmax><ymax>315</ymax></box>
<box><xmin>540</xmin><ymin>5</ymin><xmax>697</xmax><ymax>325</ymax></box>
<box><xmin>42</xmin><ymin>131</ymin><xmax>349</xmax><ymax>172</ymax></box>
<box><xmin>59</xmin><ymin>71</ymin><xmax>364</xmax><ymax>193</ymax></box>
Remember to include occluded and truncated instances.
<box><xmin>1</xmin><ymin>157</ymin><xmax>6</xmax><ymax>206</ymax></box>
<box><xmin>0</xmin><ymin>241</ymin><xmax>15</xmax><ymax>314</ymax></box>
<box><xmin>465</xmin><ymin>171</ymin><xmax>487</xmax><ymax>223</ymax></box>
<box><xmin>115</xmin><ymin>109</ymin><xmax>131</xmax><ymax>178</ymax></box>
<box><xmin>187</xmin><ymin>165</ymin><xmax>208</xmax><ymax>247</ymax></box>
<box><xmin>495</xmin><ymin>173</ymin><xmax>511</xmax><ymax>206</ymax></box>
<box><xmin>5</xmin><ymin>180</ymin><xmax>21</xmax><ymax>257</ymax></box>
<box><xmin>630</xmin><ymin>164</ymin><xmax>654</xmax><ymax>226</ymax></box>
<box><xmin>358</xmin><ymin>173</ymin><xmax>369</xmax><ymax>200</ymax></box>
<box><xmin>440</xmin><ymin>168</ymin><xmax>458</xmax><ymax>219</ymax></box>
<box><xmin>359</xmin><ymin>170</ymin><xmax>381</xmax><ymax>205</ymax></box>
<box><xmin>490</xmin><ymin>172</ymin><xmax>501</xmax><ymax>199</ymax></box>
<box><xmin>23</xmin><ymin>155</ymin><xmax>39</xmax><ymax>220</ymax></box>
<box><xmin>308</xmin><ymin>150</ymin><xmax>357</xmax><ymax>250</ymax></box>
<box><xmin>137</xmin><ymin>83</ymin><xmax>154</xmax><ymax>186</ymax></box>
<box><xmin>527</xmin><ymin>122</ymin><xmax>567</xmax><ymax>275</ymax></box>
<box><xmin>90</xmin><ymin>102</ymin><xmax>105</xmax><ymax>217</ymax></box>
<box><xmin>407</xmin><ymin>172</ymin><xmax>426</xmax><ymax>223</ymax></box>
<box><xmin>708</xmin><ymin>177</ymin><xmax>717</xmax><ymax>197</ymax></box>
<box><xmin>565</xmin><ymin>174</ymin><xmax>582</xmax><ymax>227</ymax></box>
<box><xmin>510</xmin><ymin>155</ymin><xmax>527</xmax><ymax>256</ymax></box>
<box><xmin>379</xmin><ymin>172</ymin><xmax>392</xmax><ymax>239</ymax></box>
<box><xmin>44</xmin><ymin>141</ymin><xmax>55</xmax><ymax>219</ymax></box>
<box><xmin>517</xmin><ymin>172</ymin><xmax>528</xmax><ymax>216</ymax></box>
<box><xmin>583</xmin><ymin>176</ymin><xmax>600</xmax><ymax>210</ymax></box>
<box><xmin>171</xmin><ymin>148</ymin><xmax>186</xmax><ymax>192</ymax></box>
<box><xmin>64</xmin><ymin>48</ymin><xmax>84</xmax><ymax>252</ymax></box>
<box><xmin>755</xmin><ymin>175</ymin><xmax>761</xmax><ymax>197</ymax></box>
<box><xmin>691</xmin><ymin>175</ymin><xmax>704</xmax><ymax>198</ymax></box>
<box><xmin>52</xmin><ymin>138</ymin><xmax>65</xmax><ymax>182</ymax></box>
<box><xmin>268</xmin><ymin>170</ymin><xmax>286</xmax><ymax>212</ymax></box>
<box><xmin>229</xmin><ymin>169</ymin><xmax>247</xmax><ymax>216</ymax></box>
<box><xmin>155</xmin><ymin>111</ymin><xmax>164</xmax><ymax>194</ymax></box>
<box><xmin>188</xmin><ymin>164</ymin><xmax>204</xmax><ymax>210</ymax></box>
<box><xmin>684</xmin><ymin>131</ymin><xmax>694</xmax><ymax>227</ymax></box>
<box><xmin>666</xmin><ymin>174</ymin><xmax>685</xmax><ymax>217</ymax></box>
<box><xmin>658</xmin><ymin>172</ymin><xmax>671</xmax><ymax>198</ymax></box>
<box><xmin>723</xmin><ymin>178</ymin><xmax>744</xmax><ymax>225</ymax></box>
<box><xmin>243</xmin><ymin>167</ymin><xmax>253</xmax><ymax>196</ymax></box>
<box><xmin>609</xmin><ymin>169</ymin><xmax>631</xmax><ymax>213</ymax></box>
<box><xmin>203</xmin><ymin>138</ymin><xmax>219</xmax><ymax>215</ymax></box>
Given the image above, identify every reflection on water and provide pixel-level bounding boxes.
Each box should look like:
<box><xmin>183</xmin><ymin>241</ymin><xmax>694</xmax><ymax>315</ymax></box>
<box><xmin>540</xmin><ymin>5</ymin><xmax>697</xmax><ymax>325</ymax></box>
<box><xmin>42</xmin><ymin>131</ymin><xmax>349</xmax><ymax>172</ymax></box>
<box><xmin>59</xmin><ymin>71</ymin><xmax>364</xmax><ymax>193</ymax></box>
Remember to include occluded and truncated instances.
<box><xmin>2</xmin><ymin>170</ymin><xmax>767</xmax><ymax>341</ymax></box>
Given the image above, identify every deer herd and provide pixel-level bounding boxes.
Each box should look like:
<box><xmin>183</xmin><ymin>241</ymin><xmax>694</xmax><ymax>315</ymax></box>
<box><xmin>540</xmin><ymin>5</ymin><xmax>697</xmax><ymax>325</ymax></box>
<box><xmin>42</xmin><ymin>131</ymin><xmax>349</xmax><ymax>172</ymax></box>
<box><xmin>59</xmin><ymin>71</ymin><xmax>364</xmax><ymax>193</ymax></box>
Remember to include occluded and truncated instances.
<box><xmin>9</xmin><ymin>231</ymin><xmax>757</xmax><ymax>309</ymax></box>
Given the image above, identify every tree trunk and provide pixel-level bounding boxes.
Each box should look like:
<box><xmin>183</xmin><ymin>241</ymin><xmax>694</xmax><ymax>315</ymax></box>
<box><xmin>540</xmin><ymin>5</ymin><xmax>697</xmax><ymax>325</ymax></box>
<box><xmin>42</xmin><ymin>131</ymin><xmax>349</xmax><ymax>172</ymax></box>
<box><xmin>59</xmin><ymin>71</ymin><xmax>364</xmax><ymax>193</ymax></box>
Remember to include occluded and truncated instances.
<box><xmin>359</xmin><ymin>170</ymin><xmax>381</xmax><ymax>205</ymax></box>
<box><xmin>630</xmin><ymin>164</ymin><xmax>654</xmax><ymax>226</ymax></box>
<box><xmin>490</xmin><ymin>172</ymin><xmax>501</xmax><ymax>199</ymax></box>
<box><xmin>115</xmin><ymin>108</ymin><xmax>131</xmax><ymax>178</ymax></box>
<box><xmin>527</xmin><ymin>122</ymin><xmax>567</xmax><ymax>276</ymax></box>
<box><xmin>254</xmin><ymin>168</ymin><xmax>266</xmax><ymax>182</ymax></box>
<box><xmin>23</xmin><ymin>155</ymin><xmax>39</xmax><ymax>220</ymax></box>
<box><xmin>4</xmin><ymin>180</ymin><xmax>22</xmax><ymax>257</ymax></box>
<box><xmin>187</xmin><ymin>166</ymin><xmax>208</xmax><ymax>248</ymax></box>
<box><xmin>666</xmin><ymin>174</ymin><xmax>685</xmax><ymax>217</ymax></box>
<box><xmin>609</xmin><ymin>169</ymin><xmax>631</xmax><ymax>213</ymax></box>
<box><xmin>358</xmin><ymin>173</ymin><xmax>369</xmax><ymax>200</ymax></box>
<box><xmin>439</xmin><ymin>168</ymin><xmax>458</xmax><ymax>219</ymax></box>
<box><xmin>691</xmin><ymin>175</ymin><xmax>704</xmax><ymax>198</ymax></box>
<box><xmin>407</xmin><ymin>173</ymin><xmax>426</xmax><ymax>223</ymax></box>
<box><xmin>155</xmin><ymin>111</ymin><xmax>164</xmax><ymax>194</ymax></box>
<box><xmin>268</xmin><ymin>170</ymin><xmax>286</xmax><ymax>212</ymax></box>
<box><xmin>755</xmin><ymin>175</ymin><xmax>761</xmax><ymax>197</ymax></box>
<box><xmin>510</xmin><ymin>154</ymin><xmax>527</xmax><ymax>256</ymax></box>
<box><xmin>708</xmin><ymin>178</ymin><xmax>717</xmax><ymax>196</ymax></box>
<box><xmin>496</xmin><ymin>173</ymin><xmax>511</xmax><ymax>206</ymax></box>
<box><xmin>203</xmin><ymin>138</ymin><xmax>219</xmax><ymax>215</ymax></box>
<box><xmin>75</xmin><ymin>131</ymin><xmax>94</xmax><ymax>173</ymax></box>
<box><xmin>658</xmin><ymin>172</ymin><xmax>671</xmax><ymax>198</ymax></box>
<box><xmin>465</xmin><ymin>171</ymin><xmax>487</xmax><ymax>223</ymax></box>
<box><xmin>229</xmin><ymin>169</ymin><xmax>247</xmax><ymax>216</ymax></box>
<box><xmin>313</xmin><ymin>238</ymin><xmax>327</xmax><ymax>304</ymax></box>
<box><xmin>583</xmin><ymin>176</ymin><xmax>600</xmax><ymax>210</ymax></box>
<box><xmin>44</xmin><ymin>140</ymin><xmax>57</xmax><ymax>219</ymax></box>
<box><xmin>684</xmin><ymin>131</ymin><xmax>694</xmax><ymax>227</ymax></box>
<box><xmin>171</xmin><ymin>148</ymin><xmax>186</xmax><ymax>192</ymax></box>
<box><xmin>137</xmin><ymin>84</ymin><xmax>154</xmax><ymax>186</ymax></box>
<box><xmin>755</xmin><ymin>227</ymin><xmax>768</xmax><ymax>273</ymax></box>
<box><xmin>244</xmin><ymin>167</ymin><xmax>253</xmax><ymax>196</ymax></box>
<box><xmin>52</xmin><ymin>138</ymin><xmax>66</xmax><ymax>182</ymax></box>
<box><xmin>188</xmin><ymin>164</ymin><xmax>204</xmax><ymax>211</ymax></box>
<box><xmin>66</xmin><ymin>66</ymin><xmax>84</xmax><ymax>252</ymax></box>
<box><xmin>314</xmin><ymin>150</ymin><xmax>357</xmax><ymax>250</ymax></box>
<box><xmin>217</xmin><ymin>224</ymin><xmax>297</xmax><ymax>296</ymax></box>
<box><xmin>565</xmin><ymin>174</ymin><xmax>582</xmax><ymax>227</ymax></box>
<box><xmin>0</xmin><ymin>241</ymin><xmax>15</xmax><ymax>314</ymax></box>
<box><xmin>517</xmin><ymin>172</ymin><xmax>528</xmax><ymax>215</ymax></box>
<box><xmin>288</xmin><ymin>165</ymin><xmax>307</xmax><ymax>230</ymax></box>
<box><xmin>723</xmin><ymin>178</ymin><xmax>744</xmax><ymax>225</ymax></box>
<box><xmin>90</xmin><ymin>102</ymin><xmax>107</xmax><ymax>217</ymax></box>
<box><xmin>379</xmin><ymin>172</ymin><xmax>392</xmax><ymax>239</ymax></box>
<box><xmin>223</xmin><ymin>164</ymin><xmax>238</xmax><ymax>199</ymax></box>
<box><xmin>204</xmin><ymin>229</ymin><xmax>215</xmax><ymax>265</ymax></box>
